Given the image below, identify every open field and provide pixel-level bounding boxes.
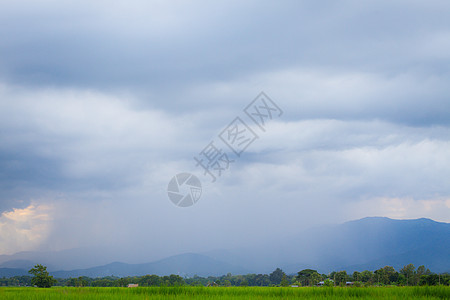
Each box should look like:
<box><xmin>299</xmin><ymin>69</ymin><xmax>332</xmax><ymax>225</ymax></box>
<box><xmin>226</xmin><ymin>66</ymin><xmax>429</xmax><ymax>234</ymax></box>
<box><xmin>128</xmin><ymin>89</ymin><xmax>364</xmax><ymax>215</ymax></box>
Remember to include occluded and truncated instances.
<box><xmin>1</xmin><ymin>286</ymin><xmax>449</xmax><ymax>299</ymax></box>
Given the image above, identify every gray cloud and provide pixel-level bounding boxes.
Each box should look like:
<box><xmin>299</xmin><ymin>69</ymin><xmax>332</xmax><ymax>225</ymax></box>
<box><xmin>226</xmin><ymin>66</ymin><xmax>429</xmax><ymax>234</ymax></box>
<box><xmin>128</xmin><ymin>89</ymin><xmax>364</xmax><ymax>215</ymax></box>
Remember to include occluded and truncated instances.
<box><xmin>0</xmin><ymin>1</ymin><xmax>449</xmax><ymax>259</ymax></box>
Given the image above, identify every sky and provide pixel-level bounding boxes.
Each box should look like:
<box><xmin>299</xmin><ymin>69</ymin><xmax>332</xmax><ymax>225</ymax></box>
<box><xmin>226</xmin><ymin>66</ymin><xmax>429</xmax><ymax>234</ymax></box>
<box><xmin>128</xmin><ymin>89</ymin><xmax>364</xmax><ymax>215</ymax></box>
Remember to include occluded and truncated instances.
<box><xmin>0</xmin><ymin>0</ymin><xmax>449</xmax><ymax>262</ymax></box>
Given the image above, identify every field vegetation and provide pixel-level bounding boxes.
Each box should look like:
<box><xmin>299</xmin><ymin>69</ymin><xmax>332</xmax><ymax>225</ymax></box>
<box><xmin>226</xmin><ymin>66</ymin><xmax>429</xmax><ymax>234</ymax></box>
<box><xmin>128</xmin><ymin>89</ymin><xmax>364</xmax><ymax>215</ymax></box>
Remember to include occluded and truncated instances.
<box><xmin>1</xmin><ymin>286</ymin><xmax>449</xmax><ymax>300</ymax></box>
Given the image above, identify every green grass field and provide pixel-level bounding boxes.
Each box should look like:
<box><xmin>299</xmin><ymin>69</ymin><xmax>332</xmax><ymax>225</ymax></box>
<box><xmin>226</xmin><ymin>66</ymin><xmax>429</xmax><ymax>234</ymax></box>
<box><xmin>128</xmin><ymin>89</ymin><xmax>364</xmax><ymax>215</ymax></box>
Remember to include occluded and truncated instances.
<box><xmin>0</xmin><ymin>286</ymin><xmax>449</xmax><ymax>299</ymax></box>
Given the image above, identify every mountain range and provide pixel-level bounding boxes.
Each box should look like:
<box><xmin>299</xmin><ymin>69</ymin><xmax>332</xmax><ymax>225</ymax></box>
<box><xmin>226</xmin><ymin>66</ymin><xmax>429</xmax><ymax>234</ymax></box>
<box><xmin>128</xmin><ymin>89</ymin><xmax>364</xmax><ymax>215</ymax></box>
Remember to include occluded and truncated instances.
<box><xmin>1</xmin><ymin>217</ymin><xmax>448</xmax><ymax>278</ymax></box>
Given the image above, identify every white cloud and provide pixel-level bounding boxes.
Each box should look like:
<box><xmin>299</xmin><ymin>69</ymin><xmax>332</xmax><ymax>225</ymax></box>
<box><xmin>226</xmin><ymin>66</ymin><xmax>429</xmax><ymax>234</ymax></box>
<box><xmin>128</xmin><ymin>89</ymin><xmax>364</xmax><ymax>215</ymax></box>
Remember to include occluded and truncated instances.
<box><xmin>0</xmin><ymin>83</ymin><xmax>206</xmax><ymax>183</ymax></box>
<box><xmin>0</xmin><ymin>202</ymin><xmax>53</xmax><ymax>254</ymax></box>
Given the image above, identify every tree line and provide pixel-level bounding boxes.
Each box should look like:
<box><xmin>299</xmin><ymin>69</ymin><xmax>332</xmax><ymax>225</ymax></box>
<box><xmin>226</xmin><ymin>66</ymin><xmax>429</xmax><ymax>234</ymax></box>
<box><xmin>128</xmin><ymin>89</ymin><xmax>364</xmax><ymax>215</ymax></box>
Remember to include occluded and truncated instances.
<box><xmin>0</xmin><ymin>263</ymin><xmax>448</xmax><ymax>287</ymax></box>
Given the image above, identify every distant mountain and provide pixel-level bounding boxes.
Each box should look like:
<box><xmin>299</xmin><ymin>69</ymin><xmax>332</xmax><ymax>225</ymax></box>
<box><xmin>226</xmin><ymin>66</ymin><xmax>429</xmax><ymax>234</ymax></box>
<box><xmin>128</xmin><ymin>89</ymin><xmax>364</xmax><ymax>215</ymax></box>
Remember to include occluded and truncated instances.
<box><xmin>0</xmin><ymin>259</ymin><xmax>36</xmax><ymax>270</ymax></box>
<box><xmin>206</xmin><ymin>217</ymin><xmax>450</xmax><ymax>274</ymax></box>
<box><xmin>50</xmin><ymin>253</ymin><xmax>249</xmax><ymax>278</ymax></box>
<box><xmin>325</xmin><ymin>218</ymin><xmax>450</xmax><ymax>273</ymax></box>
<box><xmin>298</xmin><ymin>217</ymin><xmax>450</xmax><ymax>274</ymax></box>
<box><xmin>0</xmin><ymin>217</ymin><xmax>448</xmax><ymax>278</ymax></box>
<box><xmin>0</xmin><ymin>247</ymin><xmax>119</xmax><ymax>271</ymax></box>
<box><xmin>344</xmin><ymin>242</ymin><xmax>450</xmax><ymax>273</ymax></box>
<box><xmin>0</xmin><ymin>268</ymin><xmax>29</xmax><ymax>277</ymax></box>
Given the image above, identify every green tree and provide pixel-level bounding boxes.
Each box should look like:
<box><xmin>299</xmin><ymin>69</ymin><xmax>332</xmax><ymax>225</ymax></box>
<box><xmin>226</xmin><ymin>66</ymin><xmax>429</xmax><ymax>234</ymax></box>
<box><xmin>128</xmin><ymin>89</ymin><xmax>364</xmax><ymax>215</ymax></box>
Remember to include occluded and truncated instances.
<box><xmin>415</xmin><ymin>265</ymin><xmax>430</xmax><ymax>286</ymax></box>
<box><xmin>296</xmin><ymin>269</ymin><xmax>321</xmax><ymax>286</ymax></box>
<box><xmin>66</xmin><ymin>277</ymin><xmax>77</xmax><ymax>287</ymax></box>
<box><xmin>323</xmin><ymin>279</ymin><xmax>334</xmax><ymax>287</ymax></box>
<box><xmin>269</xmin><ymin>268</ymin><xmax>285</xmax><ymax>285</ymax></box>
<box><xmin>352</xmin><ymin>271</ymin><xmax>360</xmax><ymax>282</ymax></box>
<box><xmin>91</xmin><ymin>278</ymin><xmax>114</xmax><ymax>287</ymax></box>
<box><xmin>77</xmin><ymin>276</ymin><xmax>89</xmax><ymax>287</ymax></box>
<box><xmin>168</xmin><ymin>274</ymin><xmax>184</xmax><ymax>286</ymax></box>
<box><xmin>280</xmin><ymin>274</ymin><xmax>290</xmax><ymax>287</ymax></box>
<box><xmin>400</xmin><ymin>264</ymin><xmax>416</xmax><ymax>286</ymax></box>
<box><xmin>139</xmin><ymin>275</ymin><xmax>161</xmax><ymax>286</ymax></box>
<box><xmin>334</xmin><ymin>271</ymin><xmax>348</xmax><ymax>286</ymax></box>
<box><xmin>374</xmin><ymin>266</ymin><xmax>397</xmax><ymax>285</ymax></box>
<box><xmin>384</xmin><ymin>266</ymin><xmax>399</xmax><ymax>284</ymax></box>
<box><xmin>115</xmin><ymin>277</ymin><xmax>129</xmax><ymax>287</ymax></box>
<box><xmin>359</xmin><ymin>270</ymin><xmax>374</xmax><ymax>283</ymax></box>
<box><xmin>254</xmin><ymin>274</ymin><xmax>270</xmax><ymax>286</ymax></box>
<box><xmin>28</xmin><ymin>264</ymin><xmax>57</xmax><ymax>288</ymax></box>
<box><xmin>312</xmin><ymin>272</ymin><xmax>322</xmax><ymax>286</ymax></box>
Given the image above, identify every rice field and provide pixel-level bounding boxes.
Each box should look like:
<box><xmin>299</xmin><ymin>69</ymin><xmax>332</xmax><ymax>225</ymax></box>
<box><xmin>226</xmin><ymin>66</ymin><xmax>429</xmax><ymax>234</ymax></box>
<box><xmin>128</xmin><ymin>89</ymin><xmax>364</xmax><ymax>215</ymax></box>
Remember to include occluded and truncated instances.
<box><xmin>0</xmin><ymin>286</ymin><xmax>449</xmax><ymax>299</ymax></box>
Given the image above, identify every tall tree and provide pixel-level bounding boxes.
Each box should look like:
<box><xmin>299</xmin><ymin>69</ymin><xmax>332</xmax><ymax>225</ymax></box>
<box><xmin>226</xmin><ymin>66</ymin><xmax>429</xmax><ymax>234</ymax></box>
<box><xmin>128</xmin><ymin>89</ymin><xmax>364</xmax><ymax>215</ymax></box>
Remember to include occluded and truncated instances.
<box><xmin>416</xmin><ymin>265</ymin><xmax>430</xmax><ymax>285</ymax></box>
<box><xmin>400</xmin><ymin>264</ymin><xmax>416</xmax><ymax>286</ymax></box>
<box><xmin>269</xmin><ymin>268</ymin><xmax>285</xmax><ymax>285</ymax></box>
<box><xmin>28</xmin><ymin>264</ymin><xmax>57</xmax><ymax>288</ymax></box>
<box><xmin>352</xmin><ymin>271</ymin><xmax>361</xmax><ymax>282</ymax></box>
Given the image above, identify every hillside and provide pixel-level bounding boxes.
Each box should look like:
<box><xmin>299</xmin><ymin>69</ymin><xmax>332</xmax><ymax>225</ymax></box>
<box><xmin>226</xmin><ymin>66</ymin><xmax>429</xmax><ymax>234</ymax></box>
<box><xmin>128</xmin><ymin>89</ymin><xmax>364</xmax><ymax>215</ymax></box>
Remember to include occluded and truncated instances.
<box><xmin>1</xmin><ymin>217</ymin><xmax>448</xmax><ymax>278</ymax></box>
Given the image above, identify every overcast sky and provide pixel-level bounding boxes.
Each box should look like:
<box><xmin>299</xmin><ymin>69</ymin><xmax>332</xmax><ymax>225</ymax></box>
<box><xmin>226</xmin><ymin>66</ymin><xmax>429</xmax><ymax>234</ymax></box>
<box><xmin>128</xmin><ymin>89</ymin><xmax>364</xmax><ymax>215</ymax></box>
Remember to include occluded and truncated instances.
<box><xmin>0</xmin><ymin>0</ymin><xmax>449</xmax><ymax>261</ymax></box>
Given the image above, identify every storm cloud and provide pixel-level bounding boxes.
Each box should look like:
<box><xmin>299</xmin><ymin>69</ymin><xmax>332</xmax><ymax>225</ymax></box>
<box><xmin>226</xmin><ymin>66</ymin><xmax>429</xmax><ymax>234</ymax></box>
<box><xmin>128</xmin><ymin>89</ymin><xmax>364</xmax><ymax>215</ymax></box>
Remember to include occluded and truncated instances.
<box><xmin>0</xmin><ymin>0</ymin><xmax>449</xmax><ymax>262</ymax></box>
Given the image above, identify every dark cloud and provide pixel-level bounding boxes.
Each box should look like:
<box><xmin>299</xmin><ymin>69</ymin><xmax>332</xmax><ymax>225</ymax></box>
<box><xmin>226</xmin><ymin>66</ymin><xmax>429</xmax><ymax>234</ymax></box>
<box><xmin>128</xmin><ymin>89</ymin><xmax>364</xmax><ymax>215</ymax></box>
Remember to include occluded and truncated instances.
<box><xmin>1</xmin><ymin>1</ymin><xmax>449</xmax><ymax>94</ymax></box>
<box><xmin>0</xmin><ymin>0</ymin><xmax>449</xmax><ymax>257</ymax></box>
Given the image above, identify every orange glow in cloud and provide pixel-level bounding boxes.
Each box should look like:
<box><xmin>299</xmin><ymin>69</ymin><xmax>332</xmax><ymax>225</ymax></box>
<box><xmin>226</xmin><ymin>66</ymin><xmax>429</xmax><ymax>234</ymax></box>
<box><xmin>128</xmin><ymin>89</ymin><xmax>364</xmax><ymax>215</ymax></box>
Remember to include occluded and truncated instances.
<box><xmin>0</xmin><ymin>203</ymin><xmax>53</xmax><ymax>254</ymax></box>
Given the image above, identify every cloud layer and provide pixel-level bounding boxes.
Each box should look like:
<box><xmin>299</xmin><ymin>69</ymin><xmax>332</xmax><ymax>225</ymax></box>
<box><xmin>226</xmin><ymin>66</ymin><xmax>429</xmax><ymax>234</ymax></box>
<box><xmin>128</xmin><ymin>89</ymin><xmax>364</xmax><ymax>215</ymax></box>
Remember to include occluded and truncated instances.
<box><xmin>0</xmin><ymin>1</ymin><xmax>449</xmax><ymax>260</ymax></box>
